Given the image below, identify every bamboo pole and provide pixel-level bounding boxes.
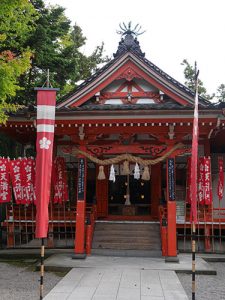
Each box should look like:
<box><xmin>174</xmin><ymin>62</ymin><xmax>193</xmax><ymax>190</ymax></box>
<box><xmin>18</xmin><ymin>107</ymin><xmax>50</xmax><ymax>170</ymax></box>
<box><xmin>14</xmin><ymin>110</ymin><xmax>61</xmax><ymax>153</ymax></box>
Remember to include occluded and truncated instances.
<box><xmin>192</xmin><ymin>223</ymin><xmax>196</xmax><ymax>300</ymax></box>
<box><xmin>191</xmin><ymin>63</ymin><xmax>199</xmax><ymax>300</ymax></box>
<box><xmin>40</xmin><ymin>238</ymin><xmax>45</xmax><ymax>300</ymax></box>
<box><xmin>211</xmin><ymin>202</ymin><xmax>214</xmax><ymax>252</ymax></box>
<box><xmin>219</xmin><ymin>200</ymin><xmax>222</xmax><ymax>252</ymax></box>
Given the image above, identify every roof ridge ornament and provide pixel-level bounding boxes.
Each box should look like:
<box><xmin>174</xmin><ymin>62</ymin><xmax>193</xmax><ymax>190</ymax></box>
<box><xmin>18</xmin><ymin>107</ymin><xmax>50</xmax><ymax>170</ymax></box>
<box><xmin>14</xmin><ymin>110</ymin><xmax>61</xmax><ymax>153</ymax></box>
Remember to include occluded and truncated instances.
<box><xmin>117</xmin><ymin>22</ymin><xmax>145</xmax><ymax>37</ymax></box>
<box><xmin>114</xmin><ymin>22</ymin><xmax>145</xmax><ymax>58</ymax></box>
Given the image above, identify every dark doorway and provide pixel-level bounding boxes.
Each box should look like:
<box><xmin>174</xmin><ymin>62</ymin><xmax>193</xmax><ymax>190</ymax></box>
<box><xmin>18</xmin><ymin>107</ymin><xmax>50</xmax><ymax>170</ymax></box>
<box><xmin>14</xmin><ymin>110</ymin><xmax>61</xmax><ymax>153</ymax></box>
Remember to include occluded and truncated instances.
<box><xmin>108</xmin><ymin>175</ymin><xmax>151</xmax><ymax>216</ymax></box>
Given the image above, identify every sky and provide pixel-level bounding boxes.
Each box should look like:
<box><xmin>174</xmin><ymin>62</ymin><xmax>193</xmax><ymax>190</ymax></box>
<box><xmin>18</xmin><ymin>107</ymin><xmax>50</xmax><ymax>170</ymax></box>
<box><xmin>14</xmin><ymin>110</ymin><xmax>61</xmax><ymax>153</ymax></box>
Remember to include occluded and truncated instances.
<box><xmin>46</xmin><ymin>0</ymin><xmax>225</xmax><ymax>96</ymax></box>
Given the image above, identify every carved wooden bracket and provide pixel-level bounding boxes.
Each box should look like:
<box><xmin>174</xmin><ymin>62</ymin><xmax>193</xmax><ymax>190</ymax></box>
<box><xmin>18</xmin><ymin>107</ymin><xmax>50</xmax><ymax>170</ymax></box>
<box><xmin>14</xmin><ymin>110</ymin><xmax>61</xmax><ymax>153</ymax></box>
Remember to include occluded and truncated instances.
<box><xmin>87</xmin><ymin>146</ymin><xmax>113</xmax><ymax>156</ymax></box>
<box><xmin>139</xmin><ymin>145</ymin><xmax>167</xmax><ymax>156</ymax></box>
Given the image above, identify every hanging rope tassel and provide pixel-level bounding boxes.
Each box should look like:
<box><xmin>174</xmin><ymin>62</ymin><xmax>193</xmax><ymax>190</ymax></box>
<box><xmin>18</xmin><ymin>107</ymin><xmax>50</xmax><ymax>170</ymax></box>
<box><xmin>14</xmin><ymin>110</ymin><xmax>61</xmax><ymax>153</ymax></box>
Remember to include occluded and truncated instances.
<box><xmin>123</xmin><ymin>160</ymin><xmax>130</xmax><ymax>175</ymax></box>
<box><xmin>142</xmin><ymin>165</ymin><xmax>151</xmax><ymax>181</ymax></box>
<box><xmin>97</xmin><ymin>165</ymin><xmax>106</xmax><ymax>180</ymax></box>
<box><xmin>134</xmin><ymin>162</ymin><xmax>140</xmax><ymax>179</ymax></box>
<box><xmin>109</xmin><ymin>164</ymin><xmax>116</xmax><ymax>182</ymax></box>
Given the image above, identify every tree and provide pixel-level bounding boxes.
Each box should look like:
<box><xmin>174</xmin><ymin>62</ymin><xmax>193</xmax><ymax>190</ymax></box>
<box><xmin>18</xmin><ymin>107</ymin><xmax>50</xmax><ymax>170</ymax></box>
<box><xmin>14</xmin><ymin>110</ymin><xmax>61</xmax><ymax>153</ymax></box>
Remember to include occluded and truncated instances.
<box><xmin>54</xmin><ymin>24</ymin><xmax>107</xmax><ymax>96</ymax></box>
<box><xmin>17</xmin><ymin>1</ymin><xmax>108</xmax><ymax>103</ymax></box>
<box><xmin>181</xmin><ymin>59</ymin><xmax>225</xmax><ymax>103</ymax></box>
<box><xmin>216</xmin><ymin>84</ymin><xmax>225</xmax><ymax>103</ymax></box>
<box><xmin>181</xmin><ymin>59</ymin><xmax>213</xmax><ymax>100</ymax></box>
<box><xmin>0</xmin><ymin>0</ymin><xmax>37</xmax><ymax>123</ymax></box>
<box><xmin>0</xmin><ymin>0</ymin><xmax>108</xmax><ymax>121</ymax></box>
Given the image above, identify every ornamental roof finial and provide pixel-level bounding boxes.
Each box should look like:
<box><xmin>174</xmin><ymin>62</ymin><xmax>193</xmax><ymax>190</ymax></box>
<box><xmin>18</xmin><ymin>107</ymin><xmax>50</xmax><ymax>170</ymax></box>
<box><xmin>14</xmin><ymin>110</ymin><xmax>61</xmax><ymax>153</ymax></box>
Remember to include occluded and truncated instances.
<box><xmin>117</xmin><ymin>22</ymin><xmax>145</xmax><ymax>37</ymax></box>
<box><xmin>114</xmin><ymin>22</ymin><xmax>145</xmax><ymax>58</ymax></box>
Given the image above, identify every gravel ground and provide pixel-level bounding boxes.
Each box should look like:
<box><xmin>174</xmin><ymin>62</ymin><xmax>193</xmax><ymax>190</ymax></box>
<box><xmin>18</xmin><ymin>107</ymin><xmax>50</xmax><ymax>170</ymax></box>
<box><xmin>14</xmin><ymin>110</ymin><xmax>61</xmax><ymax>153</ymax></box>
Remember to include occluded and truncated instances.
<box><xmin>0</xmin><ymin>261</ymin><xmax>62</xmax><ymax>300</ymax></box>
<box><xmin>178</xmin><ymin>262</ymin><xmax>225</xmax><ymax>300</ymax></box>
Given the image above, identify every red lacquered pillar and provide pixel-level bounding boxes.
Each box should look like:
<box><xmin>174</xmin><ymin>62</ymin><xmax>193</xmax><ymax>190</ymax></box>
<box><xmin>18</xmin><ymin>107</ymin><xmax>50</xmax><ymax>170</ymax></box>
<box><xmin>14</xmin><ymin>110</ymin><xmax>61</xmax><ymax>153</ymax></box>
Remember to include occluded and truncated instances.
<box><xmin>74</xmin><ymin>148</ymin><xmax>87</xmax><ymax>255</ymax></box>
<box><xmin>166</xmin><ymin>157</ymin><xmax>178</xmax><ymax>260</ymax></box>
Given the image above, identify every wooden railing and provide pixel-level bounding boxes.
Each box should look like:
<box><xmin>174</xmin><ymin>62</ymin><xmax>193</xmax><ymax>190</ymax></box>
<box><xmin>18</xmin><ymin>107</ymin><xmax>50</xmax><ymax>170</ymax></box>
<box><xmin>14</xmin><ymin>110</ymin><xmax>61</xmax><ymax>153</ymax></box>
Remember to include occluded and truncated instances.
<box><xmin>159</xmin><ymin>204</ymin><xmax>225</xmax><ymax>254</ymax></box>
<box><xmin>1</xmin><ymin>203</ymin><xmax>95</xmax><ymax>251</ymax></box>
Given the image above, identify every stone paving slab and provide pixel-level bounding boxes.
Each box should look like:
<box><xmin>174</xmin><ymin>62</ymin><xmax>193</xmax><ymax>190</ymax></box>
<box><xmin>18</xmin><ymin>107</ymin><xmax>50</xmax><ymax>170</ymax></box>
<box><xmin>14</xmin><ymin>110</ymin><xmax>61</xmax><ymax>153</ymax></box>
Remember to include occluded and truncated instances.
<box><xmin>42</xmin><ymin>254</ymin><xmax>217</xmax><ymax>299</ymax></box>
<box><xmin>44</xmin><ymin>268</ymin><xmax>189</xmax><ymax>300</ymax></box>
<box><xmin>43</xmin><ymin>253</ymin><xmax>216</xmax><ymax>274</ymax></box>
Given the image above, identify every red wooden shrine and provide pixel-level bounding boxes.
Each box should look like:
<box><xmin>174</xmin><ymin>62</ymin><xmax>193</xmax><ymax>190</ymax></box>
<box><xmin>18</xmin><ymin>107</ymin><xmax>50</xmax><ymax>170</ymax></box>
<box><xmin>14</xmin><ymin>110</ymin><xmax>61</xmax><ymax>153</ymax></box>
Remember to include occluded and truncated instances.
<box><xmin>1</xmin><ymin>28</ymin><xmax>225</xmax><ymax>258</ymax></box>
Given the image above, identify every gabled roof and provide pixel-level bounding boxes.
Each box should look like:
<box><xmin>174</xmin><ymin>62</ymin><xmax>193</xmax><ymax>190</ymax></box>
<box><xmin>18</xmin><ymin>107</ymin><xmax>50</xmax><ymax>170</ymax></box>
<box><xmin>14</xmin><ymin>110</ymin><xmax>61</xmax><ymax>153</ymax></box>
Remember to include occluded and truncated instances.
<box><xmin>57</xmin><ymin>32</ymin><xmax>212</xmax><ymax>110</ymax></box>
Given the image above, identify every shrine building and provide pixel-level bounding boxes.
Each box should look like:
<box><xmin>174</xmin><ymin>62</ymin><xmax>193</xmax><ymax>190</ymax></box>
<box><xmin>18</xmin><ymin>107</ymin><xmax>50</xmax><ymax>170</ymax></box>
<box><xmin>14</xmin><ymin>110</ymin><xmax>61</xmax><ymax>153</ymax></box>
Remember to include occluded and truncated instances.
<box><xmin>1</xmin><ymin>27</ymin><xmax>225</xmax><ymax>258</ymax></box>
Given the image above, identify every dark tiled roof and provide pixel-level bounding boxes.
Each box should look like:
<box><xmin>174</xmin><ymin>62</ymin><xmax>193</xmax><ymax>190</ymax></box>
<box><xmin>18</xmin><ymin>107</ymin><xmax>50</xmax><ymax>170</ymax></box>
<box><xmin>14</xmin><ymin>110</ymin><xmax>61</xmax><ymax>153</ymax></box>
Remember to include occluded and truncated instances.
<box><xmin>57</xmin><ymin>33</ymin><xmax>212</xmax><ymax>108</ymax></box>
<box><xmin>58</xmin><ymin>103</ymin><xmax>190</xmax><ymax>112</ymax></box>
<box><xmin>57</xmin><ymin>58</ymin><xmax>118</xmax><ymax>105</ymax></box>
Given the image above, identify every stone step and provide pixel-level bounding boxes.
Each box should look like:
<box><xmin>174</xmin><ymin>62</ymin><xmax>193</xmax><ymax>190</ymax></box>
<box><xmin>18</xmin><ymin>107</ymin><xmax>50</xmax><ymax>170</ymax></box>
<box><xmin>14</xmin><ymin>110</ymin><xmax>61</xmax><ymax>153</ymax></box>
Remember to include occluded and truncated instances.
<box><xmin>93</xmin><ymin>230</ymin><xmax>160</xmax><ymax>237</ymax></box>
<box><xmin>93</xmin><ymin>239</ymin><xmax>160</xmax><ymax>246</ymax></box>
<box><xmin>93</xmin><ymin>235</ymin><xmax>160</xmax><ymax>242</ymax></box>
<box><xmin>94</xmin><ymin>223</ymin><xmax>159</xmax><ymax>230</ymax></box>
<box><xmin>92</xmin><ymin>242</ymin><xmax>161</xmax><ymax>250</ymax></box>
<box><xmin>95</xmin><ymin>227</ymin><xmax>160</xmax><ymax>234</ymax></box>
<box><xmin>91</xmin><ymin>248</ymin><xmax>162</xmax><ymax>257</ymax></box>
<box><xmin>92</xmin><ymin>222</ymin><xmax>161</xmax><ymax>253</ymax></box>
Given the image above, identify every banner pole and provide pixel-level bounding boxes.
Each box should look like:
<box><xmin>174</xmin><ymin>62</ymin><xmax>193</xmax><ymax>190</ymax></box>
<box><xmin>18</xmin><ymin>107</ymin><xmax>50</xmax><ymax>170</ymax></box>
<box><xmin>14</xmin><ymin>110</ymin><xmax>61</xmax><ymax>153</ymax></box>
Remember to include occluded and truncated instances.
<box><xmin>40</xmin><ymin>238</ymin><xmax>45</xmax><ymax>300</ymax></box>
<box><xmin>34</xmin><ymin>86</ymin><xmax>59</xmax><ymax>299</ymax></box>
<box><xmin>192</xmin><ymin>223</ymin><xmax>196</xmax><ymax>300</ymax></box>
<box><xmin>219</xmin><ymin>199</ymin><xmax>222</xmax><ymax>251</ymax></box>
<box><xmin>190</xmin><ymin>62</ymin><xmax>199</xmax><ymax>300</ymax></box>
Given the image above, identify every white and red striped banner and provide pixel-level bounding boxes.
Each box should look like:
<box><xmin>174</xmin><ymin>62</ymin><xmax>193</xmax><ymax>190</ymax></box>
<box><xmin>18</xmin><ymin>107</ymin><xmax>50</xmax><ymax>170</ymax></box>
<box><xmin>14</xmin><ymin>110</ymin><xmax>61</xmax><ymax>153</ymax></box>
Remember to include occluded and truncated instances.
<box><xmin>0</xmin><ymin>158</ymin><xmax>11</xmax><ymax>203</ymax></box>
<box><xmin>35</xmin><ymin>88</ymin><xmax>58</xmax><ymax>238</ymax></box>
<box><xmin>217</xmin><ymin>157</ymin><xmax>224</xmax><ymax>201</ymax></box>
<box><xmin>52</xmin><ymin>157</ymin><xmax>69</xmax><ymax>204</ymax></box>
<box><xmin>190</xmin><ymin>73</ymin><xmax>199</xmax><ymax>224</ymax></box>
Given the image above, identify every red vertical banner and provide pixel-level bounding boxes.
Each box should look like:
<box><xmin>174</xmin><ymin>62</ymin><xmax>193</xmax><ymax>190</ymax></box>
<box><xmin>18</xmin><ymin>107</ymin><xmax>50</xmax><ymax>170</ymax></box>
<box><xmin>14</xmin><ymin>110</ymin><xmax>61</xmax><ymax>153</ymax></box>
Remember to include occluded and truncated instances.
<box><xmin>10</xmin><ymin>158</ymin><xmax>36</xmax><ymax>205</ymax></box>
<box><xmin>186</xmin><ymin>157</ymin><xmax>191</xmax><ymax>204</ymax></box>
<box><xmin>0</xmin><ymin>158</ymin><xmax>11</xmax><ymax>203</ymax></box>
<box><xmin>217</xmin><ymin>157</ymin><xmax>224</xmax><ymax>201</ymax></box>
<box><xmin>35</xmin><ymin>88</ymin><xmax>58</xmax><ymax>238</ymax></box>
<box><xmin>10</xmin><ymin>159</ymin><xmax>23</xmax><ymax>204</ymax></box>
<box><xmin>52</xmin><ymin>157</ymin><xmax>68</xmax><ymax>204</ymax></box>
<box><xmin>204</xmin><ymin>157</ymin><xmax>212</xmax><ymax>205</ymax></box>
<box><xmin>22</xmin><ymin>158</ymin><xmax>36</xmax><ymax>205</ymax></box>
<box><xmin>198</xmin><ymin>157</ymin><xmax>205</xmax><ymax>205</ymax></box>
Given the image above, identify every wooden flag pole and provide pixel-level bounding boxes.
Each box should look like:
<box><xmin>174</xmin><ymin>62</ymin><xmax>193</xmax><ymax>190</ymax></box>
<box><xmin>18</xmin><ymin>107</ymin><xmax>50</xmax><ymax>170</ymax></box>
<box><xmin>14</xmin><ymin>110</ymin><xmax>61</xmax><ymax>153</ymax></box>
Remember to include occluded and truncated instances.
<box><xmin>40</xmin><ymin>238</ymin><xmax>45</xmax><ymax>300</ymax></box>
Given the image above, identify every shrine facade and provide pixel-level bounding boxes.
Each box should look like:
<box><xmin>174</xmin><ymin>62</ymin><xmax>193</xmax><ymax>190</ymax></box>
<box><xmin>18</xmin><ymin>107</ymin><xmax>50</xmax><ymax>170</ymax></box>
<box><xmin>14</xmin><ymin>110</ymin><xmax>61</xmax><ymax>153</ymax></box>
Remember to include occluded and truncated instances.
<box><xmin>1</xmin><ymin>29</ymin><xmax>225</xmax><ymax>258</ymax></box>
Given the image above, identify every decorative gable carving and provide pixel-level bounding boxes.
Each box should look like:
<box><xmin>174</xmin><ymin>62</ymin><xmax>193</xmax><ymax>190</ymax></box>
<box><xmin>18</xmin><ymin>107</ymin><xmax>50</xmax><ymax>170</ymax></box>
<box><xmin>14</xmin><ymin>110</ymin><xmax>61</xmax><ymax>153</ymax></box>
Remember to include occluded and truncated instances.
<box><xmin>116</xmin><ymin>66</ymin><xmax>142</xmax><ymax>81</ymax></box>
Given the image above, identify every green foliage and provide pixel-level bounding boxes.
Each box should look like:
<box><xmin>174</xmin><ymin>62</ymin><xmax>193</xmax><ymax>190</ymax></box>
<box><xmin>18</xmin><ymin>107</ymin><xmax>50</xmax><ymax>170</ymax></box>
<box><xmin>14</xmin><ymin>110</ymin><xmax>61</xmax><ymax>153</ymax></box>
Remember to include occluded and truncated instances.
<box><xmin>0</xmin><ymin>51</ymin><xmax>32</xmax><ymax>100</ymax></box>
<box><xmin>17</xmin><ymin>2</ymin><xmax>108</xmax><ymax>103</ymax></box>
<box><xmin>0</xmin><ymin>103</ymin><xmax>21</xmax><ymax>124</ymax></box>
<box><xmin>0</xmin><ymin>0</ymin><xmax>37</xmax><ymax>51</ymax></box>
<box><xmin>181</xmin><ymin>59</ymin><xmax>213</xmax><ymax>100</ymax></box>
<box><xmin>0</xmin><ymin>0</ymin><xmax>37</xmax><ymax>123</ymax></box>
<box><xmin>0</xmin><ymin>0</ymin><xmax>108</xmax><ymax>120</ymax></box>
<box><xmin>216</xmin><ymin>84</ymin><xmax>225</xmax><ymax>103</ymax></box>
<box><xmin>181</xmin><ymin>59</ymin><xmax>225</xmax><ymax>103</ymax></box>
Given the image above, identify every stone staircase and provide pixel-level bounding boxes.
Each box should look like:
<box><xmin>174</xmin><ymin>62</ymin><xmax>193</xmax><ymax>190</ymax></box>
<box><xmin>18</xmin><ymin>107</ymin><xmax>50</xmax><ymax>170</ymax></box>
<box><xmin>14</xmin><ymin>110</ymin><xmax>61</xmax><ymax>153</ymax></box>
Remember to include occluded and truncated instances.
<box><xmin>91</xmin><ymin>221</ymin><xmax>162</xmax><ymax>257</ymax></box>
